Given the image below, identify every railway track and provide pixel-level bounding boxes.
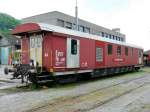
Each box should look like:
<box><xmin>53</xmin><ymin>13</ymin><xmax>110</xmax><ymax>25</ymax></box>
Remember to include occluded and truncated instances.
<box><xmin>27</xmin><ymin>72</ymin><xmax>150</xmax><ymax>112</ymax></box>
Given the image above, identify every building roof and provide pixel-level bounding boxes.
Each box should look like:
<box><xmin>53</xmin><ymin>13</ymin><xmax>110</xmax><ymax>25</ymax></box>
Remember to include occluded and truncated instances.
<box><xmin>12</xmin><ymin>22</ymin><xmax>142</xmax><ymax>49</ymax></box>
<box><xmin>0</xmin><ymin>33</ymin><xmax>20</xmax><ymax>47</ymax></box>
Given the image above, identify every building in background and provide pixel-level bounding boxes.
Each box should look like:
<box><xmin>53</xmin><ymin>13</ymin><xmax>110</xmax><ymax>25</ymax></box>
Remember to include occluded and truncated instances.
<box><xmin>22</xmin><ymin>11</ymin><xmax>125</xmax><ymax>42</ymax></box>
<box><xmin>0</xmin><ymin>33</ymin><xmax>21</xmax><ymax>65</ymax></box>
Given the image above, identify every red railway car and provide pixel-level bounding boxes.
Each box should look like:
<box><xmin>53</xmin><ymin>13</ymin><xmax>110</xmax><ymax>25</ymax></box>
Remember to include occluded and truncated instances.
<box><xmin>6</xmin><ymin>23</ymin><xmax>143</xmax><ymax>84</ymax></box>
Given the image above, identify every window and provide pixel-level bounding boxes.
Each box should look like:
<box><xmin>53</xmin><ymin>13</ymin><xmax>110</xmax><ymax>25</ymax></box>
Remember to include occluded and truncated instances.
<box><xmin>112</xmin><ymin>35</ymin><xmax>115</xmax><ymax>40</ymax></box>
<box><xmin>109</xmin><ymin>34</ymin><xmax>112</xmax><ymax>39</ymax></box>
<box><xmin>102</xmin><ymin>32</ymin><xmax>105</xmax><ymax>37</ymax></box>
<box><xmin>96</xmin><ymin>47</ymin><xmax>103</xmax><ymax>62</ymax></box>
<box><xmin>117</xmin><ymin>46</ymin><xmax>121</xmax><ymax>56</ymax></box>
<box><xmin>97</xmin><ymin>31</ymin><xmax>102</xmax><ymax>36</ymax></box>
<box><xmin>79</xmin><ymin>25</ymin><xmax>84</xmax><ymax>32</ymax></box>
<box><xmin>108</xmin><ymin>44</ymin><xmax>112</xmax><ymax>55</ymax></box>
<box><xmin>30</xmin><ymin>38</ymin><xmax>35</xmax><ymax>48</ymax></box>
<box><xmin>139</xmin><ymin>50</ymin><xmax>142</xmax><ymax>57</ymax></box>
<box><xmin>125</xmin><ymin>47</ymin><xmax>128</xmax><ymax>56</ymax></box>
<box><xmin>105</xmin><ymin>33</ymin><xmax>108</xmax><ymax>38</ymax></box>
<box><xmin>65</xmin><ymin>22</ymin><xmax>72</xmax><ymax>29</ymax></box>
<box><xmin>115</xmin><ymin>36</ymin><xmax>118</xmax><ymax>40</ymax></box>
<box><xmin>71</xmin><ymin>39</ymin><xmax>77</xmax><ymax>55</ymax></box>
<box><xmin>121</xmin><ymin>38</ymin><xmax>123</xmax><ymax>42</ymax></box>
<box><xmin>84</xmin><ymin>27</ymin><xmax>90</xmax><ymax>33</ymax></box>
<box><xmin>72</xmin><ymin>24</ymin><xmax>76</xmax><ymax>30</ymax></box>
<box><xmin>57</xmin><ymin>19</ymin><xmax>64</xmax><ymax>27</ymax></box>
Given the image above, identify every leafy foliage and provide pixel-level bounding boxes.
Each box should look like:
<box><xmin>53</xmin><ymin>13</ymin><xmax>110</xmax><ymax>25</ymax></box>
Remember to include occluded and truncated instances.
<box><xmin>0</xmin><ymin>13</ymin><xmax>20</xmax><ymax>37</ymax></box>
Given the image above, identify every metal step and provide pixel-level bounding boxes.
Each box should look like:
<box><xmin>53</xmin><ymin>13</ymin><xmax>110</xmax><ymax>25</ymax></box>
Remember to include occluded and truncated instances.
<box><xmin>37</xmin><ymin>79</ymin><xmax>53</xmax><ymax>84</ymax></box>
<box><xmin>37</xmin><ymin>75</ymin><xmax>51</xmax><ymax>78</ymax></box>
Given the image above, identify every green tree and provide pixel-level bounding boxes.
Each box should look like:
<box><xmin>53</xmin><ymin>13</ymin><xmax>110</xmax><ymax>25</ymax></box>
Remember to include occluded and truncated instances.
<box><xmin>0</xmin><ymin>13</ymin><xmax>20</xmax><ymax>37</ymax></box>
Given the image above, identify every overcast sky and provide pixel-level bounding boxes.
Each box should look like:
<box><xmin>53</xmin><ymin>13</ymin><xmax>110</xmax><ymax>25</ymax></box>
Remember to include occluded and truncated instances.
<box><xmin>0</xmin><ymin>0</ymin><xmax>150</xmax><ymax>50</ymax></box>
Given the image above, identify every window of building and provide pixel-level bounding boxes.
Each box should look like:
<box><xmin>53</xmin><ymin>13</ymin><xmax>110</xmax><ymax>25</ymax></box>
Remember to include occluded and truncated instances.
<box><xmin>105</xmin><ymin>33</ymin><xmax>108</xmax><ymax>38</ymax></box>
<box><xmin>117</xmin><ymin>46</ymin><xmax>121</xmax><ymax>56</ymax></box>
<box><xmin>112</xmin><ymin>35</ymin><xmax>115</xmax><ymax>40</ymax></box>
<box><xmin>116</xmin><ymin>36</ymin><xmax>118</xmax><ymax>40</ymax></box>
<box><xmin>122</xmin><ymin>38</ymin><xmax>124</xmax><ymax>42</ymax></box>
<box><xmin>57</xmin><ymin>19</ymin><xmax>64</xmax><ymax>27</ymax></box>
<box><xmin>84</xmin><ymin>27</ymin><xmax>90</xmax><ymax>33</ymax></box>
<box><xmin>79</xmin><ymin>25</ymin><xmax>84</xmax><ymax>32</ymax></box>
<box><xmin>120</xmin><ymin>37</ymin><xmax>122</xmax><ymax>41</ymax></box>
<box><xmin>109</xmin><ymin>34</ymin><xmax>112</xmax><ymax>39</ymax></box>
<box><xmin>118</xmin><ymin>37</ymin><xmax>120</xmax><ymax>41</ymax></box>
<box><xmin>102</xmin><ymin>32</ymin><xmax>105</xmax><ymax>37</ymax></box>
<box><xmin>71</xmin><ymin>39</ymin><xmax>77</xmax><ymax>55</ymax></box>
<box><xmin>96</xmin><ymin>47</ymin><xmax>103</xmax><ymax>62</ymax></box>
<box><xmin>65</xmin><ymin>22</ymin><xmax>72</xmax><ymax>29</ymax></box>
<box><xmin>72</xmin><ymin>24</ymin><xmax>76</xmax><ymax>30</ymax></box>
<box><xmin>125</xmin><ymin>47</ymin><xmax>128</xmax><ymax>56</ymax></box>
<box><xmin>108</xmin><ymin>44</ymin><xmax>113</xmax><ymax>55</ymax></box>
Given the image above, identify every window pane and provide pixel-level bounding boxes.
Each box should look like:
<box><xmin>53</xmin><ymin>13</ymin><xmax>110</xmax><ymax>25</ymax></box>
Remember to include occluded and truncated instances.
<box><xmin>71</xmin><ymin>39</ymin><xmax>77</xmax><ymax>55</ymax></box>
<box><xmin>79</xmin><ymin>25</ymin><xmax>84</xmax><ymax>32</ymax></box>
<box><xmin>37</xmin><ymin>37</ymin><xmax>42</xmax><ymax>47</ymax></box>
<box><xmin>96</xmin><ymin>47</ymin><xmax>103</xmax><ymax>62</ymax></box>
<box><xmin>109</xmin><ymin>34</ymin><xmax>112</xmax><ymax>39</ymax></box>
<box><xmin>108</xmin><ymin>44</ymin><xmax>112</xmax><ymax>55</ymax></box>
<box><xmin>57</xmin><ymin>19</ymin><xmax>64</xmax><ymax>27</ymax></box>
<box><xmin>102</xmin><ymin>32</ymin><xmax>104</xmax><ymax>37</ymax></box>
<box><xmin>139</xmin><ymin>50</ymin><xmax>142</xmax><ymax>57</ymax></box>
<box><xmin>65</xmin><ymin>22</ymin><xmax>72</xmax><ymax>29</ymax></box>
<box><xmin>84</xmin><ymin>27</ymin><xmax>90</xmax><ymax>33</ymax></box>
<box><xmin>30</xmin><ymin>38</ymin><xmax>35</xmax><ymax>48</ymax></box>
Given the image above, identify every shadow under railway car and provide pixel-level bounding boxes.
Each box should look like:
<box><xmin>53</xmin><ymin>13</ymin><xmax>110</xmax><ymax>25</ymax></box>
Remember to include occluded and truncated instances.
<box><xmin>5</xmin><ymin>23</ymin><xmax>143</xmax><ymax>84</ymax></box>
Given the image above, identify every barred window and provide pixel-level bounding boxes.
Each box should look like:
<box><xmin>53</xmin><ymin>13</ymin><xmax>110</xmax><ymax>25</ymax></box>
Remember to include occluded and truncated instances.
<box><xmin>117</xmin><ymin>46</ymin><xmax>121</xmax><ymax>56</ymax></box>
<box><xmin>96</xmin><ymin>47</ymin><xmax>103</xmax><ymax>62</ymax></box>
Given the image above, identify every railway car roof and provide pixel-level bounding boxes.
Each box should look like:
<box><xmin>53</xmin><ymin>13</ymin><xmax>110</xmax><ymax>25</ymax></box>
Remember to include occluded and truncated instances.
<box><xmin>12</xmin><ymin>23</ymin><xmax>142</xmax><ymax>49</ymax></box>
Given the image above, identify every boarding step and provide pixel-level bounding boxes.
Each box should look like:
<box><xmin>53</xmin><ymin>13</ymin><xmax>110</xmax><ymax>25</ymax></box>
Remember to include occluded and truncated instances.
<box><xmin>37</xmin><ymin>79</ymin><xmax>53</xmax><ymax>84</ymax></box>
<box><xmin>37</xmin><ymin>75</ymin><xmax>51</xmax><ymax>78</ymax></box>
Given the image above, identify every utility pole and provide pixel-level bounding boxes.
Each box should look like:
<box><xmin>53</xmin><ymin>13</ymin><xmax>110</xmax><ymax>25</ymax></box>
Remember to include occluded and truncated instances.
<box><xmin>75</xmin><ymin>0</ymin><xmax>78</xmax><ymax>31</ymax></box>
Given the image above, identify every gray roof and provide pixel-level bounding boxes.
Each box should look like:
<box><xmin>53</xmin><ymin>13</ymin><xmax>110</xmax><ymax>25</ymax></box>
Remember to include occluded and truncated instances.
<box><xmin>0</xmin><ymin>34</ymin><xmax>20</xmax><ymax>47</ymax></box>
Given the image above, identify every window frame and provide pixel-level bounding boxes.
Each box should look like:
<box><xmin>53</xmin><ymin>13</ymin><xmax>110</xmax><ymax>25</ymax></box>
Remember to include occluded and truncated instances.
<box><xmin>96</xmin><ymin>47</ymin><xmax>103</xmax><ymax>62</ymax></box>
<box><xmin>71</xmin><ymin>39</ymin><xmax>77</xmax><ymax>55</ymax></box>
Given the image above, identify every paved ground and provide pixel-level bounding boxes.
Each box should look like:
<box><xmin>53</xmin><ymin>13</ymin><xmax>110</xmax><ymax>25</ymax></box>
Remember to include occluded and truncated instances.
<box><xmin>0</xmin><ymin>66</ymin><xmax>21</xmax><ymax>89</ymax></box>
<box><xmin>0</xmin><ymin>67</ymin><xmax>150</xmax><ymax>112</ymax></box>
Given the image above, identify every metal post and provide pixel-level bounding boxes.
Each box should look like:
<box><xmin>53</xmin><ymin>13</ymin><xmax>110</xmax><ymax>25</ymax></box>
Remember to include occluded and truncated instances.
<box><xmin>75</xmin><ymin>0</ymin><xmax>78</xmax><ymax>31</ymax></box>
